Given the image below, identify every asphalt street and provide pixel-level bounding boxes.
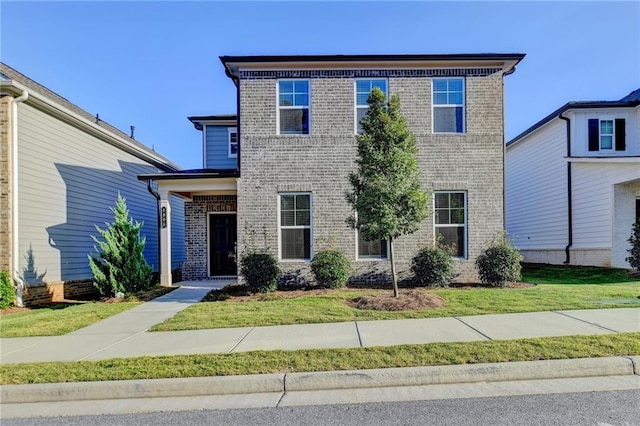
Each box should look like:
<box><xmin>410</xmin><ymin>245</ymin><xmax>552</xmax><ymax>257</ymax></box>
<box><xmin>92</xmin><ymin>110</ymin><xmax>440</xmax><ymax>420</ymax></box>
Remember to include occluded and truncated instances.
<box><xmin>4</xmin><ymin>389</ymin><xmax>639</xmax><ymax>426</ymax></box>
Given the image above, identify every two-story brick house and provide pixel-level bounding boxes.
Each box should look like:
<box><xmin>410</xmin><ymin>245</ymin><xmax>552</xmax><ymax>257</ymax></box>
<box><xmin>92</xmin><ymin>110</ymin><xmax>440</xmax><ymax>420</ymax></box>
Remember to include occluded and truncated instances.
<box><xmin>141</xmin><ymin>54</ymin><xmax>525</xmax><ymax>286</ymax></box>
<box><xmin>506</xmin><ymin>89</ymin><xmax>640</xmax><ymax>268</ymax></box>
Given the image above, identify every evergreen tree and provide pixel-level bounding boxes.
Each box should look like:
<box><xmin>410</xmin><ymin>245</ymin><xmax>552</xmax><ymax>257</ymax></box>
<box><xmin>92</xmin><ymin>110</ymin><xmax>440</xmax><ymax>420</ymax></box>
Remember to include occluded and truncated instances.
<box><xmin>627</xmin><ymin>221</ymin><xmax>640</xmax><ymax>272</ymax></box>
<box><xmin>347</xmin><ymin>88</ymin><xmax>429</xmax><ymax>297</ymax></box>
<box><xmin>89</xmin><ymin>194</ymin><xmax>153</xmax><ymax>296</ymax></box>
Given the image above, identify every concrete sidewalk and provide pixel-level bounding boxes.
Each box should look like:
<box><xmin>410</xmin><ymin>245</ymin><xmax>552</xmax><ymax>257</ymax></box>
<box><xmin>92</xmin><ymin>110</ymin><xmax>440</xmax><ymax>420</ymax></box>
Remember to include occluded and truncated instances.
<box><xmin>1</xmin><ymin>280</ymin><xmax>638</xmax><ymax>364</ymax></box>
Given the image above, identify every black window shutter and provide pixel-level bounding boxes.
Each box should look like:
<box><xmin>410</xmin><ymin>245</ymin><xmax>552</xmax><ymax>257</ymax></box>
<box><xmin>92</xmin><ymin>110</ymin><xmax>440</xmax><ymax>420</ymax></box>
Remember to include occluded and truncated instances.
<box><xmin>615</xmin><ymin>118</ymin><xmax>626</xmax><ymax>151</ymax></box>
<box><xmin>588</xmin><ymin>119</ymin><xmax>599</xmax><ymax>151</ymax></box>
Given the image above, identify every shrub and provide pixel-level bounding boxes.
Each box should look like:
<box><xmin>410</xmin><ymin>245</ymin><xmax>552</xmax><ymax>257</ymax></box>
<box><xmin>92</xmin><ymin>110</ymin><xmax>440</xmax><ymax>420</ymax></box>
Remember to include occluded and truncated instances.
<box><xmin>311</xmin><ymin>250</ymin><xmax>351</xmax><ymax>288</ymax></box>
<box><xmin>0</xmin><ymin>271</ymin><xmax>15</xmax><ymax>309</ymax></box>
<box><xmin>411</xmin><ymin>245</ymin><xmax>455</xmax><ymax>287</ymax></box>
<box><xmin>475</xmin><ymin>236</ymin><xmax>523</xmax><ymax>288</ymax></box>
<box><xmin>626</xmin><ymin>221</ymin><xmax>640</xmax><ymax>272</ymax></box>
<box><xmin>88</xmin><ymin>194</ymin><xmax>154</xmax><ymax>297</ymax></box>
<box><xmin>240</xmin><ymin>252</ymin><xmax>280</xmax><ymax>293</ymax></box>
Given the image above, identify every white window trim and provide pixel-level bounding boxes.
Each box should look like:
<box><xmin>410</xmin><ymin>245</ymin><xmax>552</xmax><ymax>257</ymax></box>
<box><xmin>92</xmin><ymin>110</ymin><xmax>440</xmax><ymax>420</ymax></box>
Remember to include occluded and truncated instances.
<box><xmin>354</xmin><ymin>78</ymin><xmax>388</xmax><ymax>134</ymax></box>
<box><xmin>276</xmin><ymin>79</ymin><xmax>311</xmax><ymax>136</ymax></box>
<box><xmin>433</xmin><ymin>191</ymin><xmax>467</xmax><ymax>259</ymax></box>
<box><xmin>228</xmin><ymin>127</ymin><xmax>238</xmax><ymax>158</ymax></box>
<box><xmin>278</xmin><ymin>192</ymin><xmax>313</xmax><ymax>262</ymax></box>
<box><xmin>598</xmin><ymin>119</ymin><xmax>614</xmax><ymax>151</ymax></box>
<box><xmin>431</xmin><ymin>77</ymin><xmax>466</xmax><ymax>134</ymax></box>
<box><xmin>206</xmin><ymin>211</ymin><xmax>237</xmax><ymax>277</ymax></box>
<box><xmin>355</xmin><ymin>229</ymin><xmax>390</xmax><ymax>261</ymax></box>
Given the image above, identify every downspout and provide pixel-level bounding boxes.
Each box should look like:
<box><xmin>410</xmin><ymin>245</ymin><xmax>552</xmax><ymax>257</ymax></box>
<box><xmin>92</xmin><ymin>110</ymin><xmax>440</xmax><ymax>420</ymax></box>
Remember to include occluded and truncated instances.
<box><xmin>11</xmin><ymin>90</ymin><xmax>29</xmax><ymax>307</ymax></box>
<box><xmin>146</xmin><ymin>179</ymin><xmax>162</xmax><ymax>278</ymax></box>
<box><xmin>233</xmin><ymin>75</ymin><xmax>241</xmax><ymax>177</ymax></box>
<box><xmin>559</xmin><ymin>112</ymin><xmax>572</xmax><ymax>264</ymax></box>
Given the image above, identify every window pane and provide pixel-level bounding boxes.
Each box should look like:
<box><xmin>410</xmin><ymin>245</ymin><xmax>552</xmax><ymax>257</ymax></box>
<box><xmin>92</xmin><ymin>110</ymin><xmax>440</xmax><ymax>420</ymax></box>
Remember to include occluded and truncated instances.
<box><xmin>295</xmin><ymin>194</ymin><xmax>310</xmax><ymax>210</ymax></box>
<box><xmin>296</xmin><ymin>210</ymin><xmax>311</xmax><ymax>226</ymax></box>
<box><xmin>449</xmin><ymin>92</ymin><xmax>463</xmax><ymax>105</ymax></box>
<box><xmin>434</xmin><ymin>107</ymin><xmax>463</xmax><ymax>133</ymax></box>
<box><xmin>451</xmin><ymin>209</ymin><xmax>465</xmax><ymax>224</ymax></box>
<box><xmin>281</xmin><ymin>229</ymin><xmax>311</xmax><ymax>260</ymax></box>
<box><xmin>433</xmin><ymin>79</ymin><xmax>448</xmax><ymax>91</ymax></box>
<box><xmin>281</xmin><ymin>210</ymin><xmax>295</xmax><ymax>227</ymax></box>
<box><xmin>356</xmin><ymin>93</ymin><xmax>370</xmax><ymax>105</ymax></box>
<box><xmin>279</xmin><ymin>81</ymin><xmax>294</xmax><ymax>93</ymax></box>
<box><xmin>280</xmin><ymin>108</ymin><xmax>309</xmax><ymax>134</ymax></box>
<box><xmin>434</xmin><ymin>210</ymin><xmax>449</xmax><ymax>225</ymax></box>
<box><xmin>356</xmin><ymin>80</ymin><xmax>370</xmax><ymax>92</ymax></box>
<box><xmin>601</xmin><ymin>135</ymin><xmax>613</xmax><ymax>150</ymax></box>
<box><xmin>279</xmin><ymin>93</ymin><xmax>294</xmax><ymax>106</ymax></box>
<box><xmin>356</xmin><ymin>108</ymin><xmax>367</xmax><ymax>133</ymax></box>
<box><xmin>435</xmin><ymin>193</ymin><xmax>449</xmax><ymax>209</ymax></box>
<box><xmin>433</xmin><ymin>93</ymin><xmax>448</xmax><ymax>105</ymax></box>
<box><xmin>450</xmin><ymin>193</ymin><xmax>464</xmax><ymax>208</ymax></box>
<box><xmin>230</xmin><ymin>144</ymin><xmax>238</xmax><ymax>155</ymax></box>
<box><xmin>358</xmin><ymin>233</ymin><xmax>387</xmax><ymax>259</ymax></box>
<box><xmin>600</xmin><ymin>120</ymin><xmax>613</xmax><ymax>134</ymax></box>
<box><xmin>436</xmin><ymin>227</ymin><xmax>464</xmax><ymax>257</ymax></box>
<box><xmin>294</xmin><ymin>80</ymin><xmax>309</xmax><ymax>93</ymax></box>
<box><xmin>448</xmin><ymin>78</ymin><xmax>463</xmax><ymax>91</ymax></box>
<box><xmin>281</xmin><ymin>195</ymin><xmax>294</xmax><ymax>210</ymax></box>
<box><xmin>372</xmin><ymin>80</ymin><xmax>386</xmax><ymax>91</ymax></box>
<box><xmin>294</xmin><ymin>93</ymin><xmax>308</xmax><ymax>106</ymax></box>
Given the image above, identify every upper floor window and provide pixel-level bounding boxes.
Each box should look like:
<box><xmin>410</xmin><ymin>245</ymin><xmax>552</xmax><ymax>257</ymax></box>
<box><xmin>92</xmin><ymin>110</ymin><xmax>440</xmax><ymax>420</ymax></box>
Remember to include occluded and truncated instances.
<box><xmin>434</xmin><ymin>191</ymin><xmax>467</xmax><ymax>258</ymax></box>
<box><xmin>279</xmin><ymin>193</ymin><xmax>312</xmax><ymax>260</ymax></box>
<box><xmin>588</xmin><ymin>118</ymin><xmax>626</xmax><ymax>152</ymax></box>
<box><xmin>228</xmin><ymin>127</ymin><xmax>238</xmax><ymax>158</ymax></box>
<box><xmin>432</xmin><ymin>78</ymin><xmax>465</xmax><ymax>133</ymax></box>
<box><xmin>355</xmin><ymin>79</ymin><xmax>387</xmax><ymax>134</ymax></box>
<box><xmin>278</xmin><ymin>80</ymin><xmax>309</xmax><ymax>135</ymax></box>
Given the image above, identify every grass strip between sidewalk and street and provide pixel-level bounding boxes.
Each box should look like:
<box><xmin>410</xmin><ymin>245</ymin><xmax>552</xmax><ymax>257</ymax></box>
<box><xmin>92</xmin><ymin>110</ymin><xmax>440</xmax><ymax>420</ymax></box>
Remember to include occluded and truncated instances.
<box><xmin>2</xmin><ymin>332</ymin><xmax>638</xmax><ymax>385</ymax></box>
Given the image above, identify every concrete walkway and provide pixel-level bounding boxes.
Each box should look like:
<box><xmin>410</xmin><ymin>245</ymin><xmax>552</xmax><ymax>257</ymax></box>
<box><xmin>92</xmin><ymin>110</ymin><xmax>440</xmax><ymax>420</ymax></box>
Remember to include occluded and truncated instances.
<box><xmin>1</xmin><ymin>280</ymin><xmax>639</xmax><ymax>364</ymax></box>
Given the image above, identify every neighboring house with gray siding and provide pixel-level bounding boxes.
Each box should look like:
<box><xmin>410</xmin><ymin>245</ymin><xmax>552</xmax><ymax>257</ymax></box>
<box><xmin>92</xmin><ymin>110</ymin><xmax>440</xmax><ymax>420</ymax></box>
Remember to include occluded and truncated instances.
<box><xmin>0</xmin><ymin>62</ymin><xmax>185</xmax><ymax>305</ymax></box>
<box><xmin>142</xmin><ymin>54</ymin><xmax>525</xmax><ymax>286</ymax></box>
<box><xmin>506</xmin><ymin>89</ymin><xmax>640</xmax><ymax>268</ymax></box>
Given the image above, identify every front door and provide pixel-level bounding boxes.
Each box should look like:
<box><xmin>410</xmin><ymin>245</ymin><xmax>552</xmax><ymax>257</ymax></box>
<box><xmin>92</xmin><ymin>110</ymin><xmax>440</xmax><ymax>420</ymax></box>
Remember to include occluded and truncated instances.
<box><xmin>209</xmin><ymin>214</ymin><xmax>237</xmax><ymax>276</ymax></box>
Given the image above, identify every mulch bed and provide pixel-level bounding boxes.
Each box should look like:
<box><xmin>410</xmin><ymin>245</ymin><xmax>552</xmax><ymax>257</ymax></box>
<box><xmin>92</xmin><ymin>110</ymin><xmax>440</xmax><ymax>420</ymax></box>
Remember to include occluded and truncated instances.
<box><xmin>348</xmin><ymin>290</ymin><xmax>446</xmax><ymax>311</ymax></box>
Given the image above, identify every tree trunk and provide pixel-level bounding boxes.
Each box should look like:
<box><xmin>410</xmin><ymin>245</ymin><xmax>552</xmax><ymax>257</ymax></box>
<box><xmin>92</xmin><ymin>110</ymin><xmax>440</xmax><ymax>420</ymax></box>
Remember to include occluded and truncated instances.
<box><xmin>389</xmin><ymin>237</ymin><xmax>399</xmax><ymax>298</ymax></box>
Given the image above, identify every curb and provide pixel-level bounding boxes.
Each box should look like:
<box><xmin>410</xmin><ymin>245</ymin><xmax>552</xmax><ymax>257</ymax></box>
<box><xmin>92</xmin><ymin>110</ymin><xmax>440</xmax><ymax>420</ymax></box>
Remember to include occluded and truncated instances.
<box><xmin>1</xmin><ymin>356</ymin><xmax>638</xmax><ymax>404</ymax></box>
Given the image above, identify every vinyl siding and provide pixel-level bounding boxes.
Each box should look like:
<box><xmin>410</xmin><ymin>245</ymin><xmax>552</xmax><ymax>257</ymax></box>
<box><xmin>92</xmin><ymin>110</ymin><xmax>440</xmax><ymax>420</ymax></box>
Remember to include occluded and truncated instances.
<box><xmin>205</xmin><ymin>125</ymin><xmax>237</xmax><ymax>169</ymax></box>
<box><xmin>506</xmin><ymin>119</ymin><xmax>568</xmax><ymax>249</ymax></box>
<box><xmin>570</xmin><ymin>108</ymin><xmax>639</xmax><ymax>157</ymax></box>
<box><xmin>572</xmin><ymin>162</ymin><xmax>640</xmax><ymax>249</ymax></box>
<box><xmin>17</xmin><ymin>101</ymin><xmax>184</xmax><ymax>283</ymax></box>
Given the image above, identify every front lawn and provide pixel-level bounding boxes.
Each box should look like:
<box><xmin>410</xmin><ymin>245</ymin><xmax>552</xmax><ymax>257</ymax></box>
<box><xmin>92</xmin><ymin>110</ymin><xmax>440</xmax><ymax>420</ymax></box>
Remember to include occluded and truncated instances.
<box><xmin>1</xmin><ymin>332</ymin><xmax>638</xmax><ymax>385</ymax></box>
<box><xmin>151</xmin><ymin>264</ymin><xmax>639</xmax><ymax>332</ymax></box>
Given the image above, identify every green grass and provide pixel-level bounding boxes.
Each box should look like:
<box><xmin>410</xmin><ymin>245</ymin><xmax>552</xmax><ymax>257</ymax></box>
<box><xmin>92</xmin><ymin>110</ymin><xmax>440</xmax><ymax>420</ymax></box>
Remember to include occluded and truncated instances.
<box><xmin>151</xmin><ymin>264</ymin><xmax>640</xmax><ymax>332</ymax></box>
<box><xmin>2</xmin><ymin>332</ymin><xmax>638</xmax><ymax>385</ymax></box>
<box><xmin>0</xmin><ymin>302</ymin><xmax>141</xmax><ymax>338</ymax></box>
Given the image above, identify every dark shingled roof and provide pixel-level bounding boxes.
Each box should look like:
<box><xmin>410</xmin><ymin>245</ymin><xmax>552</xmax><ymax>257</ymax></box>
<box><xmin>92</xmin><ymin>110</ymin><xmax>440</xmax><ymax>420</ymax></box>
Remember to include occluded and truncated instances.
<box><xmin>0</xmin><ymin>62</ymin><xmax>181</xmax><ymax>172</ymax></box>
<box><xmin>507</xmin><ymin>88</ymin><xmax>640</xmax><ymax>147</ymax></box>
<box><xmin>138</xmin><ymin>168</ymin><xmax>239</xmax><ymax>181</ymax></box>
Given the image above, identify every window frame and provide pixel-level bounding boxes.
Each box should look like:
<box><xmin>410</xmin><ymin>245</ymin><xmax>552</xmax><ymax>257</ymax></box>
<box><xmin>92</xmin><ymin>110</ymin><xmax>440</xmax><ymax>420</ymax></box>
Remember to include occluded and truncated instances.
<box><xmin>433</xmin><ymin>191</ymin><xmax>467</xmax><ymax>259</ymax></box>
<box><xmin>278</xmin><ymin>192</ymin><xmax>313</xmax><ymax>262</ymax></box>
<box><xmin>354</xmin><ymin>78</ymin><xmax>388</xmax><ymax>134</ymax></box>
<box><xmin>355</xmin><ymin>229</ymin><xmax>390</xmax><ymax>261</ymax></box>
<box><xmin>228</xmin><ymin>127</ymin><xmax>238</xmax><ymax>158</ymax></box>
<box><xmin>431</xmin><ymin>77</ymin><xmax>466</xmax><ymax>134</ymax></box>
<box><xmin>277</xmin><ymin>79</ymin><xmax>311</xmax><ymax>135</ymax></box>
<box><xmin>599</xmin><ymin>119</ymin><xmax>614</xmax><ymax>151</ymax></box>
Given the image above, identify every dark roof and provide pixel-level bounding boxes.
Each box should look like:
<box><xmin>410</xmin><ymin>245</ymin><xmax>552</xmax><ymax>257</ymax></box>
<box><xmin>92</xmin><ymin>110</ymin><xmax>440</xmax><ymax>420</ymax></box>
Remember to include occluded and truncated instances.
<box><xmin>187</xmin><ymin>114</ymin><xmax>237</xmax><ymax>131</ymax></box>
<box><xmin>220</xmin><ymin>53</ymin><xmax>526</xmax><ymax>64</ymax></box>
<box><xmin>0</xmin><ymin>62</ymin><xmax>181</xmax><ymax>172</ymax></box>
<box><xmin>507</xmin><ymin>88</ymin><xmax>640</xmax><ymax>147</ymax></box>
<box><xmin>138</xmin><ymin>168</ymin><xmax>239</xmax><ymax>181</ymax></box>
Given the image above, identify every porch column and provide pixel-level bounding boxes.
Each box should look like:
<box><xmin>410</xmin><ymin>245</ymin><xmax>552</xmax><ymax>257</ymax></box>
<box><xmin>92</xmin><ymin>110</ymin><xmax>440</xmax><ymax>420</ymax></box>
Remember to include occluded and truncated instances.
<box><xmin>159</xmin><ymin>190</ymin><xmax>172</xmax><ymax>286</ymax></box>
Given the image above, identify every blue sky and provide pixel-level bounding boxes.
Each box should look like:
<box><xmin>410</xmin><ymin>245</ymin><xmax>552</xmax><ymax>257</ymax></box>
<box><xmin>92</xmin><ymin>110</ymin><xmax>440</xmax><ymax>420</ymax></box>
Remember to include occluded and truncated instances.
<box><xmin>2</xmin><ymin>1</ymin><xmax>638</xmax><ymax>169</ymax></box>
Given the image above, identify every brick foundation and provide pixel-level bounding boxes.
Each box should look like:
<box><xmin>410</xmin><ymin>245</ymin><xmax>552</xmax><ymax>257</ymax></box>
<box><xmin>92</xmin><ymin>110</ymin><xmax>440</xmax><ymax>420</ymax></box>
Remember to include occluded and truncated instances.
<box><xmin>22</xmin><ymin>280</ymin><xmax>98</xmax><ymax>306</ymax></box>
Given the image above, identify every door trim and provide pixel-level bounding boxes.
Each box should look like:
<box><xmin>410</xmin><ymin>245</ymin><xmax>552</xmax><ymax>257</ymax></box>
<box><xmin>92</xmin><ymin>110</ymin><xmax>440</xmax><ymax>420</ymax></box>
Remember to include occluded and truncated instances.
<box><xmin>207</xmin><ymin>211</ymin><xmax>237</xmax><ymax>277</ymax></box>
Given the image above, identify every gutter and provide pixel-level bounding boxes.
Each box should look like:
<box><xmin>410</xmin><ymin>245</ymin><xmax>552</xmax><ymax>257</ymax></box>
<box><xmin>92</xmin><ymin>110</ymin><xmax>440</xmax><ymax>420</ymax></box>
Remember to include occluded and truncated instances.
<box><xmin>146</xmin><ymin>179</ymin><xmax>162</xmax><ymax>277</ymax></box>
<box><xmin>11</xmin><ymin>90</ymin><xmax>29</xmax><ymax>307</ymax></box>
<box><xmin>559</xmin><ymin>112</ymin><xmax>572</xmax><ymax>264</ymax></box>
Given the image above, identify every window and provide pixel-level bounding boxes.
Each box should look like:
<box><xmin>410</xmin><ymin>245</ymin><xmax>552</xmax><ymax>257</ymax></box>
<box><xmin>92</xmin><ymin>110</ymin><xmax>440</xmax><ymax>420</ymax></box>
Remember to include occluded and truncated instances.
<box><xmin>228</xmin><ymin>127</ymin><xmax>238</xmax><ymax>158</ymax></box>
<box><xmin>355</xmin><ymin>79</ymin><xmax>387</xmax><ymax>134</ymax></box>
<box><xmin>279</xmin><ymin>194</ymin><xmax>312</xmax><ymax>260</ymax></box>
<box><xmin>278</xmin><ymin>80</ymin><xmax>309</xmax><ymax>135</ymax></box>
<box><xmin>432</xmin><ymin>78</ymin><xmax>465</xmax><ymax>133</ymax></box>
<box><xmin>588</xmin><ymin>118</ymin><xmax>626</xmax><ymax>152</ymax></box>
<box><xmin>357</xmin><ymin>231</ymin><xmax>388</xmax><ymax>260</ymax></box>
<box><xmin>434</xmin><ymin>192</ymin><xmax>466</xmax><ymax>258</ymax></box>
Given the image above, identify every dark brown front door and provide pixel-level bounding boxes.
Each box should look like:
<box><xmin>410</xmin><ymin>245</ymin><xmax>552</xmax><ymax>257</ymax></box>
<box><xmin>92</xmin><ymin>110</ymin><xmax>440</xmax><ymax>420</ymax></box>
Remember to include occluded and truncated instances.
<box><xmin>209</xmin><ymin>214</ymin><xmax>237</xmax><ymax>276</ymax></box>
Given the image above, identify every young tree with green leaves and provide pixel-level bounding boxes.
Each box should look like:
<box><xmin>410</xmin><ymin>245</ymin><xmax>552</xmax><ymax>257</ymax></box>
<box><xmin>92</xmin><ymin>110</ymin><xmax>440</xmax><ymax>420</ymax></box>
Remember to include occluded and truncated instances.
<box><xmin>627</xmin><ymin>221</ymin><xmax>640</xmax><ymax>273</ymax></box>
<box><xmin>88</xmin><ymin>194</ymin><xmax>153</xmax><ymax>296</ymax></box>
<box><xmin>347</xmin><ymin>88</ymin><xmax>429</xmax><ymax>297</ymax></box>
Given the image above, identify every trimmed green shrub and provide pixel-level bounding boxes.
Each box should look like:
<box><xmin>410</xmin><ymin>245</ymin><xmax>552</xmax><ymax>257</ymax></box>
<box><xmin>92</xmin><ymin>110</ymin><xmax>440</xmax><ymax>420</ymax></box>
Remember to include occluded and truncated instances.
<box><xmin>0</xmin><ymin>270</ymin><xmax>15</xmax><ymax>309</ymax></box>
<box><xmin>476</xmin><ymin>236</ymin><xmax>523</xmax><ymax>288</ymax></box>
<box><xmin>311</xmin><ymin>250</ymin><xmax>351</xmax><ymax>288</ymax></box>
<box><xmin>88</xmin><ymin>194</ymin><xmax>154</xmax><ymax>297</ymax></box>
<box><xmin>240</xmin><ymin>252</ymin><xmax>280</xmax><ymax>293</ymax></box>
<box><xmin>626</xmin><ymin>221</ymin><xmax>640</xmax><ymax>272</ymax></box>
<box><xmin>411</xmin><ymin>246</ymin><xmax>455</xmax><ymax>287</ymax></box>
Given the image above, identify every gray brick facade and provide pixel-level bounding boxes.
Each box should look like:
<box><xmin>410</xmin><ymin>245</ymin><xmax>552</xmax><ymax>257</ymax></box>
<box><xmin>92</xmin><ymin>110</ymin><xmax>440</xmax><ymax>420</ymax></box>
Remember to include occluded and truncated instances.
<box><xmin>236</xmin><ymin>72</ymin><xmax>506</xmax><ymax>283</ymax></box>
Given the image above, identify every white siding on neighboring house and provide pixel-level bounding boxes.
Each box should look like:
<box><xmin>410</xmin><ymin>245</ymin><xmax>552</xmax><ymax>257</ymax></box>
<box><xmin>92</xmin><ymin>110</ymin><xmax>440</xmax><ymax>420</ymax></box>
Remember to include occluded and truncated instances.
<box><xmin>506</xmin><ymin>119</ymin><xmax>568</xmax><ymax>250</ymax></box>
<box><xmin>17</xmin><ymin>101</ymin><xmax>182</xmax><ymax>283</ymax></box>
<box><xmin>571</xmin><ymin>162</ymin><xmax>640</xmax><ymax>250</ymax></box>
